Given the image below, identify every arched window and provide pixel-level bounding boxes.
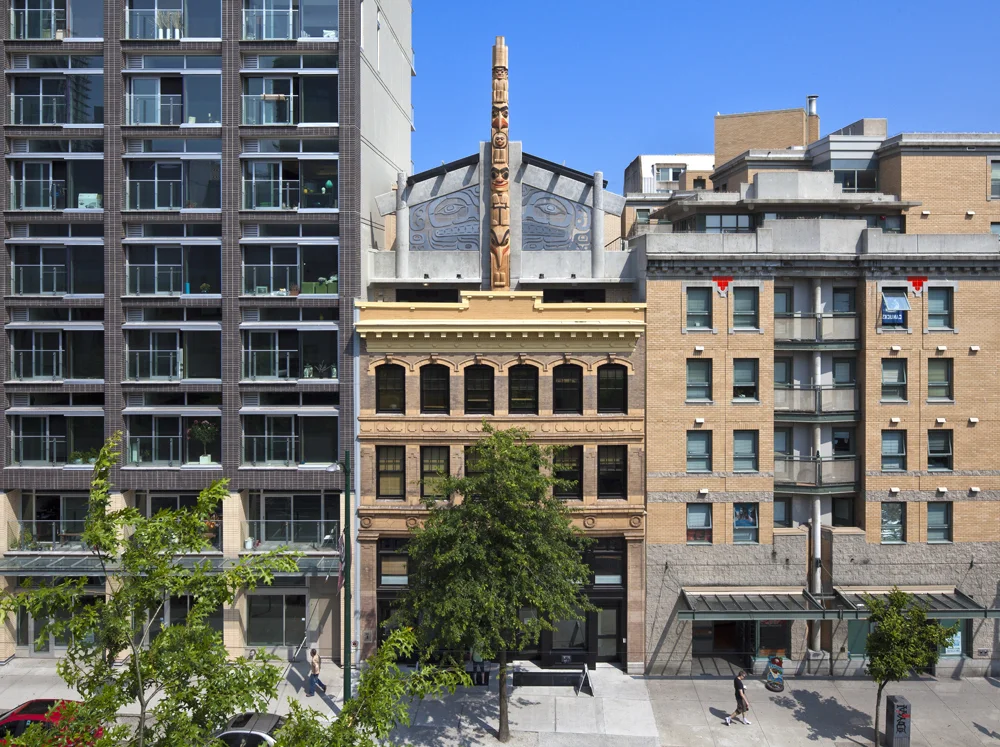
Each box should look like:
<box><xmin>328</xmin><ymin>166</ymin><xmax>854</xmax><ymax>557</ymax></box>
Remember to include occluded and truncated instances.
<box><xmin>420</xmin><ymin>364</ymin><xmax>450</xmax><ymax>414</ymax></box>
<box><xmin>597</xmin><ymin>363</ymin><xmax>628</xmax><ymax>414</ymax></box>
<box><xmin>464</xmin><ymin>364</ymin><xmax>494</xmax><ymax>415</ymax></box>
<box><xmin>507</xmin><ymin>364</ymin><xmax>538</xmax><ymax>414</ymax></box>
<box><xmin>552</xmin><ymin>363</ymin><xmax>583</xmax><ymax>414</ymax></box>
<box><xmin>375</xmin><ymin>363</ymin><xmax>405</xmax><ymax>413</ymax></box>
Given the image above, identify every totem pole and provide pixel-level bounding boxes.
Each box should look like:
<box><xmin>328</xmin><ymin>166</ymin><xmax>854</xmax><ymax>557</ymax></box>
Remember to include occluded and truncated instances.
<box><xmin>489</xmin><ymin>36</ymin><xmax>510</xmax><ymax>289</ymax></box>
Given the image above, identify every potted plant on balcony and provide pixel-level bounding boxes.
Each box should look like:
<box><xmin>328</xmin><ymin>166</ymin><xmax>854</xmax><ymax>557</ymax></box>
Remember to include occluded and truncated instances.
<box><xmin>69</xmin><ymin>451</ymin><xmax>84</xmax><ymax>465</ymax></box>
<box><xmin>290</xmin><ymin>284</ymin><xmax>300</xmax><ymax>297</ymax></box>
<box><xmin>84</xmin><ymin>448</ymin><xmax>99</xmax><ymax>465</ymax></box>
<box><xmin>155</xmin><ymin>10</ymin><xmax>170</xmax><ymax>39</ymax></box>
<box><xmin>187</xmin><ymin>420</ymin><xmax>218</xmax><ymax>465</ymax></box>
<box><xmin>200</xmin><ymin>282</ymin><xmax>211</xmax><ymax>294</ymax></box>
<box><xmin>311</xmin><ymin>360</ymin><xmax>332</xmax><ymax>379</ymax></box>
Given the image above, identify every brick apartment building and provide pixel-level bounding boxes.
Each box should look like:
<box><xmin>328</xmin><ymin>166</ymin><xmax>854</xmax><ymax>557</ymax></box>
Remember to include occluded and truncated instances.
<box><xmin>0</xmin><ymin>0</ymin><xmax>412</xmax><ymax>662</ymax></box>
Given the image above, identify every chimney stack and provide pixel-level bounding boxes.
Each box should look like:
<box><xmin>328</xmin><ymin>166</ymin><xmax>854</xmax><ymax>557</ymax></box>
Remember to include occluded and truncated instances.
<box><xmin>806</xmin><ymin>95</ymin><xmax>818</xmax><ymax>116</ymax></box>
<box><xmin>806</xmin><ymin>95</ymin><xmax>819</xmax><ymax>143</ymax></box>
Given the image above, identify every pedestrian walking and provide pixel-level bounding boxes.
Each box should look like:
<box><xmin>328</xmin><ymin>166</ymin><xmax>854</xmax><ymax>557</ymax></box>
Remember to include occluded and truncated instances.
<box><xmin>307</xmin><ymin>647</ymin><xmax>327</xmax><ymax>697</ymax></box>
<box><xmin>725</xmin><ymin>670</ymin><xmax>751</xmax><ymax>726</ymax></box>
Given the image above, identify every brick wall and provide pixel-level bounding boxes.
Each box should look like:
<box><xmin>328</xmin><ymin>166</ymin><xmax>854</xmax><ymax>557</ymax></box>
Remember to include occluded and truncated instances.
<box><xmin>715</xmin><ymin>109</ymin><xmax>809</xmax><ymax>168</ymax></box>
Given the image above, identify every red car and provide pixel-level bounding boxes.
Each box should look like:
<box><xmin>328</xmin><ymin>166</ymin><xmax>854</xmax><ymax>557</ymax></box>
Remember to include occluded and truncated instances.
<box><xmin>0</xmin><ymin>700</ymin><xmax>98</xmax><ymax>744</ymax></box>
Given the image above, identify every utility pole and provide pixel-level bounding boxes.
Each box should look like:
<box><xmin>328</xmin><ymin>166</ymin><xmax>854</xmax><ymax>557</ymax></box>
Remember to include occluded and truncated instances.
<box><xmin>342</xmin><ymin>449</ymin><xmax>352</xmax><ymax>701</ymax></box>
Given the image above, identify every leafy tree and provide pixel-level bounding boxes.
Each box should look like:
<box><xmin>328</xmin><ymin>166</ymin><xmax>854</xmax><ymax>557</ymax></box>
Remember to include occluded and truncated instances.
<box><xmin>397</xmin><ymin>423</ymin><xmax>594</xmax><ymax>742</ymax></box>
<box><xmin>0</xmin><ymin>433</ymin><xmax>300</xmax><ymax>747</ymax></box>
<box><xmin>272</xmin><ymin>627</ymin><xmax>467</xmax><ymax>747</ymax></box>
<box><xmin>864</xmin><ymin>588</ymin><xmax>958</xmax><ymax>743</ymax></box>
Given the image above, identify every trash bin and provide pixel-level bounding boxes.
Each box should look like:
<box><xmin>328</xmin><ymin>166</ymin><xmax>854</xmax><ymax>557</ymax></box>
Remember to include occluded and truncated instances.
<box><xmin>884</xmin><ymin>695</ymin><xmax>911</xmax><ymax>746</ymax></box>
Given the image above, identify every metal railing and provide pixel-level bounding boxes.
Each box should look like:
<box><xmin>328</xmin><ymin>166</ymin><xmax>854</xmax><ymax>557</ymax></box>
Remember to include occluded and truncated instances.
<box><xmin>11</xmin><ymin>95</ymin><xmax>67</xmax><ymax>126</ymax></box>
<box><xmin>241</xmin><ymin>519</ymin><xmax>340</xmax><ymax>551</ymax></box>
<box><xmin>9</xmin><ymin>180</ymin><xmax>67</xmax><ymax>210</ymax></box>
<box><xmin>11</xmin><ymin>350</ymin><xmax>63</xmax><ymax>380</ymax></box>
<box><xmin>242</xmin><ymin>179</ymin><xmax>300</xmax><ymax>210</ymax></box>
<box><xmin>9</xmin><ymin>519</ymin><xmax>87</xmax><ymax>551</ymax></box>
<box><xmin>127</xmin><ymin>350</ymin><xmax>181</xmax><ymax>380</ymax></box>
<box><xmin>774</xmin><ymin>387</ymin><xmax>858</xmax><ymax>414</ymax></box>
<box><xmin>127</xmin><ymin>435</ymin><xmax>182</xmax><ymax>466</ymax></box>
<box><xmin>12</xmin><ymin>435</ymin><xmax>67</xmax><ymax>466</ymax></box>
<box><xmin>126</xmin><ymin>94</ymin><xmax>183</xmax><ymax>126</ymax></box>
<box><xmin>14</xmin><ymin>265</ymin><xmax>67</xmax><ymax>295</ymax></box>
<box><xmin>125</xmin><ymin>9</ymin><xmax>184</xmax><ymax>39</ymax></box>
<box><xmin>10</xmin><ymin>8</ymin><xmax>66</xmax><ymax>39</ymax></box>
<box><xmin>774</xmin><ymin>314</ymin><xmax>859</xmax><ymax>342</ymax></box>
<box><xmin>242</xmin><ymin>8</ymin><xmax>298</xmax><ymax>39</ymax></box>
<box><xmin>242</xmin><ymin>349</ymin><xmax>300</xmax><ymax>380</ymax></box>
<box><xmin>125</xmin><ymin>179</ymin><xmax>183</xmax><ymax>210</ymax></box>
<box><xmin>774</xmin><ymin>456</ymin><xmax>858</xmax><ymax>487</ymax></box>
<box><xmin>126</xmin><ymin>265</ymin><xmax>183</xmax><ymax>295</ymax></box>
<box><xmin>243</xmin><ymin>435</ymin><xmax>297</xmax><ymax>465</ymax></box>
<box><xmin>243</xmin><ymin>266</ymin><xmax>299</xmax><ymax>295</ymax></box>
<box><xmin>242</xmin><ymin>93</ymin><xmax>297</xmax><ymax>125</ymax></box>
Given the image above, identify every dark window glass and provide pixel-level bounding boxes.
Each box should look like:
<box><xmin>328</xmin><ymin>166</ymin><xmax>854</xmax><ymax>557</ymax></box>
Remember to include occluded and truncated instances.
<box><xmin>833</xmin><ymin>497</ymin><xmax>855</xmax><ymax>528</ymax></box>
<box><xmin>552</xmin><ymin>364</ymin><xmax>583</xmax><ymax>414</ymax></box>
<box><xmin>597</xmin><ymin>364</ymin><xmax>627</xmax><ymax>414</ymax></box>
<box><xmin>376</xmin><ymin>446</ymin><xmax>405</xmax><ymax>499</ymax></box>
<box><xmin>597</xmin><ymin>445</ymin><xmax>626</xmax><ymax>499</ymax></box>
<box><xmin>420</xmin><ymin>364</ymin><xmax>450</xmax><ymax>414</ymax></box>
<box><xmin>553</xmin><ymin>446</ymin><xmax>583</xmax><ymax>500</ymax></box>
<box><xmin>464</xmin><ymin>365</ymin><xmax>494</xmax><ymax>415</ymax></box>
<box><xmin>508</xmin><ymin>365</ymin><xmax>538</xmax><ymax>414</ymax></box>
<box><xmin>686</xmin><ymin>503</ymin><xmax>712</xmax><ymax>543</ymax></box>
<box><xmin>375</xmin><ymin>364</ymin><xmax>405</xmax><ymax>413</ymax></box>
<box><xmin>420</xmin><ymin>446</ymin><xmax>449</xmax><ymax>499</ymax></box>
<box><xmin>927</xmin><ymin>430</ymin><xmax>953</xmax><ymax>471</ymax></box>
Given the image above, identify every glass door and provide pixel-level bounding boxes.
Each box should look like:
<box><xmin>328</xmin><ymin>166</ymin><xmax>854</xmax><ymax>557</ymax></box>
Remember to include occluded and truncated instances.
<box><xmin>266</xmin><ymin>416</ymin><xmax>295</xmax><ymax>463</ymax></box>
<box><xmin>263</xmin><ymin>495</ymin><xmax>292</xmax><ymax>543</ymax></box>
<box><xmin>155</xmin><ymin>162</ymin><xmax>183</xmax><ymax>209</ymax></box>
<box><xmin>129</xmin><ymin>78</ymin><xmax>160</xmax><ymax>124</ymax></box>
<box><xmin>151</xmin><ymin>331</ymin><xmax>180</xmax><ymax>379</ymax></box>
<box><xmin>19</xmin><ymin>162</ymin><xmax>53</xmax><ymax>209</ymax></box>
<box><xmin>596</xmin><ymin>604</ymin><xmax>620</xmax><ymax>662</ymax></box>
<box><xmin>153</xmin><ymin>416</ymin><xmax>181</xmax><ymax>463</ymax></box>
<box><xmin>247</xmin><ymin>162</ymin><xmax>281</xmax><ymax>209</ymax></box>
<box><xmin>262</xmin><ymin>78</ymin><xmax>292</xmax><ymax>124</ymax></box>
<box><xmin>246</xmin><ymin>331</ymin><xmax>278</xmax><ymax>378</ymax></box>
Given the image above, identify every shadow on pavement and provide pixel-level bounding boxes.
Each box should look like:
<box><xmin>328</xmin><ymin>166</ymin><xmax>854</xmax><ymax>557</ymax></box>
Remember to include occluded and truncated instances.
<box><xmin>975</xmin><ymin>722</ymin><xmax>1000</xmax><ymax>740</ymax></box>
<box><xmin>387</xmin><ymin>691</ymin><xmax>502</xmax><ymax>747</ymax></box>
<box><xmin>769</xmin><ymin>688</ymin><xmax>872</xmax><ymax>745</ymax></box>
<box><xmin>707</xmin><ymin>706</ymin><xmax>732</xmax><ymax>723</ymax></box>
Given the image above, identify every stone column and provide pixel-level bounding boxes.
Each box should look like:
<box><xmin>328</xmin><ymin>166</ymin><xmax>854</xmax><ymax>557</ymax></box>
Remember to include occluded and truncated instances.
<box><xmin>223</xmin><ymin>490</ymin><xmax>248</xmax><ymax>658</ymax></box>
<box><xmin>626</xmin><ymin>536</ymin><xmax>645</xmax><ymax>674</ymax></box>
<box><xmin>358</xmin><ymin>537</ymin><xmax>378</xmax><ymax>659</ymax></box>
<box><xmin>591</xmin><ymin>172</ymin><xmax>605</xmax><ymax>279</ymax></box>
<box><xmin>395</xmin><ymin>172</ymin><xmax>409</xmax><ymax>279</ymax></box>
<box><xmin>0</xmin><ymin>576</ymin><xmax>14</xmax><ymax>662</ymax></box>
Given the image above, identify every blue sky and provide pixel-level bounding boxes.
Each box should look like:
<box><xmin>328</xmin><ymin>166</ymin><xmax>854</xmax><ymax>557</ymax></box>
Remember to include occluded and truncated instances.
<box><xmin>411</xmin><ymin>0</ymin><xmax>999</xmax><ymax>193</ymax></box>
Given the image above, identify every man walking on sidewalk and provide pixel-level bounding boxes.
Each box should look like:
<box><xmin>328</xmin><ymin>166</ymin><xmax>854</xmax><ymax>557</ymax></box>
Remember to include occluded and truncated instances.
<box><xmin>307</xmin><ymin>647</ymin><xmax>327</xmax><ymax>697</ymax></box>
<box><xmin>725</xmin><ymin>670</ymin><xmax>751</xmax><ymax>725</ymax></box>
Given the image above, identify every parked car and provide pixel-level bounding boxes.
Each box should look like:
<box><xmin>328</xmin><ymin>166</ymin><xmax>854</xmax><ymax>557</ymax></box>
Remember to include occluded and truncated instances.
<box><xmin>0</xmin><ymin>699</ymin><xmax>99</xmax><ymax>744</ymax></box>
<box><xmin>215</xmin><ymin>713</ymin><xmax>287</xmax><ymax>747</ymax></box>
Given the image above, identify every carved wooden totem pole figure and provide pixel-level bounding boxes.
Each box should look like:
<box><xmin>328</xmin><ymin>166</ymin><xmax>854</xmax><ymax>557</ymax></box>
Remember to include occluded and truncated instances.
<box><xmin>489</xmin><ymin>36</ymin><xmax>510</xmax><ymax>289</ymax></box>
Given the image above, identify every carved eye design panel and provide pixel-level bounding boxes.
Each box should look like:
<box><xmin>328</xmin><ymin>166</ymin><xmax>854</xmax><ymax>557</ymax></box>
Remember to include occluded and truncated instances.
<box><xmin>522</xmin><ymin>186</ymin><xmax>591</xmax><ymax>251</ymax></box>
<box><xmin>409</xmin><ymin>186</ymin><xmax>481</xmax><ymax>251</ymax></box>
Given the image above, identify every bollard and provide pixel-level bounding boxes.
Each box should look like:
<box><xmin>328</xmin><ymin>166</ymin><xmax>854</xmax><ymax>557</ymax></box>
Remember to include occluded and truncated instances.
<box><xmin>884</xmin><ymin>695</ymin><xmax>911</xmax><ymax>746</ymax></box>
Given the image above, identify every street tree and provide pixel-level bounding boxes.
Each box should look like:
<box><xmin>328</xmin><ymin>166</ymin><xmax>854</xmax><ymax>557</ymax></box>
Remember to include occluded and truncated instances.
<box><xmin>864</xmin><ymin>588</ymin><xmax>958</xmax><ymax>743</ymax></box>
<box><xmin>0</xmin><ymin>433</ymin><xmax>301</xmax><ymax>747</ymax></box>
<box><xmin>397</xmin><ymin>423</ymin><xmax>594</xmax><ymax>742</ymax></box>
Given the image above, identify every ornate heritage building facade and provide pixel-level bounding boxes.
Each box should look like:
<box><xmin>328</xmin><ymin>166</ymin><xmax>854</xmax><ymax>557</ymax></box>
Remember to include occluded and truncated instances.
<box><xmin>354</xmin><ymin>37</ymin><xmax>647</xmax><ymax>673</ymax></box>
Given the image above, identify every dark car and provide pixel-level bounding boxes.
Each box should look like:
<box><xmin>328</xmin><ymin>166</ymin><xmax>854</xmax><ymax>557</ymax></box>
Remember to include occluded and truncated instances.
<box><xmin>215</xmin><ymin>713</ymin><xmax>287</xmax><ymax>747</ymax></box>
<box><xmin>0</xmin><ymin>699</ymin><xmax>97</xmax><ymax>744</ymax></box>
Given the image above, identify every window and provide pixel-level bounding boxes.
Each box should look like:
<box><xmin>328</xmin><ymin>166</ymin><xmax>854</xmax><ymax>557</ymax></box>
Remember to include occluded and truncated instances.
<box><xmin>881</xmin><ymin>502</ymin><xmax>905</xmax><ymax>543</ymax></box>
<box><xmin>833</xmin><ymin>428</ymin><xmax>854</xmax><ymax>456</ymax></box>
<box><xmin>378</xmin><ymin>538</ymin><xmax>408</xmax><ymax>586</ymax></box>
<box><xmin>881</xmin><ymin>359</ymin><xmax>907</xmax><ymax>401</ymax></box>
<box><xmin>375</xmin><ymin>363</ymin><xmax>405</xmax><ymax>413</ymax></box>
<box><xmin>881</xmin><ymin>431</ymin><xmax>906</xmax><ymax>471</ymax></box>
<box><xmin>686</xmin><ymin>359</ymin><xmax>712</xmax><ymax>401</ymax></box>
<box><xmin>733</xmin><ymin>503</ymin><xmax>759</xmax><ymax>543</ymax></box>
<box><xmin>733</xmin><ymin>430</ymin><xmax>758</xmax><ymax>472</ymax></box>
<box><xmin>927</xmin><ymin>430</ymin><xmax>953</xmax><ymax>471</ymax></box>
<box><xmin>508</xmin><ymin>365</ymin><xmax>538</xmax><ymax>414</ymax></box>
<box><xmin>834</xmin><ymin>169</ymin><xmax>878</xmax><ymax>193</ymax></box>
<box><xmin>833</xmin><ymin>288</ymin><xmax>856</xmax><ymax>314</ymax></box>
<box><xmin>247</xmin><ymin>591</ymin><xmax>306</xmax><ymax>646</ymax></box>
<box><xmin>686</xmin><ymin>431</ymin><xmax>711</xmax><ymax>472</ymax></box>
<box><xmin>376</xmin><ymin>446</ymin><xmax>405</xmax><ymax>499</ymax></box>
<box><xmin>773</xmin><ymin>358</ymin><xmax>792</xmax><ymax>389</ymax></box>
<box><xmin>635</xmin><ymin>208</ymin><xmax>650</xmax><ymax>224</ymax></box>
<box><xmin>597</xmin><ymin>446</ymin><xmax>626</xmax><ymax>499</ymax></box>
<box><xmin>774</xmin><ymin>287</ymin><xmax>792</xmax><ymax>316</ymax></box>
<box><xmin>773</xmin><ymin>497</ymin><xmax>792</xmax><ymax>528</ymax></box>
<box><xmin>552</xmin><ymin>364</ymin><xmax>583</xmax><ymax>414</ymax></box>
<box><xmin>992</xmin><ymin>162</ymin><xmax>1000</xmax><ymax>199</ymax></box>
<box><xmin>693</xmin><ymin>177</ymin><xmax>706</xmax><ymax>189</ymax></box>
<box><xmin>686</xmin><ymin>504</ymin><xmax>712</xmax><ymax>543</ymax></box>
<box><xmin>927</xmin><ymin>359</ymin><xmax>953</xmax><ymax>400</ymax></box>
<box><xmin>847</xmin><ymin>620</ymin><xmax>871</xmax><ymax>656</ymax></box>
<box><xmin>463</xmin><ymin>446</ymin><xmax>484</xmax><ymax>480</ymax></box>
<box><xmin>705</xmin><ymin>214</ymin><xmax>752</xmax><ymax>233</ymax></box>
<box><xmin>927</xmin><ymin>502</ymin><xmax>952</xmax><ymax>543</ymax></box>
<box><xmin>992</xmin><ymin>223</ymin><xmax>1000</xmax><ymax>236</ymax></box>
<box><xmin>833</xmin><ymin>358</ymin><xmax>855</xmax><ymax>387</ymax></box>
<box><xmin>597</xmin><ymin>364</ymin><xmax>627</xmax><ymax>414</ymax></box>
<box><xmin>833</xmin><ymin>496</ymin><xmax>855</xmax><ymax>528</ymax></box>
<box><xmin>686</xmin><ymin>287</ymin><xmax>712</xmax><ymax>329</ymax></box>
<box><xmin>774</xmin><ymin>427</ymin><xmax>791</xmax><ymax>456</ymax></box>
<box><xmin>420</xmin><ymin>446</ymin><xmax>449</xmax><ymax>500</ymax></box>
<box><xmin>733</xmin><ymin>359</ymin><xmax>758</xmax><ymax>400</ymax></box>
<box><xmin>927</xmin><ymin>288</ymin><xmax>953</xmax><ymax>329</ymax></box>
<box><xmin>419</xmin><ymin>364</ymin><xmax>450</xmax><ymax>414</ymax></box>
<box><xmin>880</xmin><ymin>288</ymin><xmax>909</xmax><ymax>328</ymax></box>
<box><xmin>553</xmin><ymin>446</ymin><xmax>583</xmax><ymax>500</ymax></box>
<box><xmin>588</xmin><ymin>538</ymin><xmax>624</xmax><ymax>585</ymax></box>
<box><xmin>464</xmin><ymin>365</ymin><xmax>494</xmax><ymax>415</ymax></box>
<box><xmin>732</xmin><ymin>287</ymin><xmax>759</xmax><ymax>329</ymax></box>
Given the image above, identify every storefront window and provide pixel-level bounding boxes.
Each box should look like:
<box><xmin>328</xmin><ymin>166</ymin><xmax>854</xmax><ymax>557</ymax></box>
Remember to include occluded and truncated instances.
<box><xmin>938</xmin><ymin>619</ymin><xmax>966</xmax><ymax>657</ymax></box>
<box><xmin>551</xmin><ymin>616</ymin><xmax>586</xmax><ymax>650</ymax></box>
<box><xmin>757</xmin><ymin>620</ymin><xmax>790</xmax><ymax>657</ymax></box>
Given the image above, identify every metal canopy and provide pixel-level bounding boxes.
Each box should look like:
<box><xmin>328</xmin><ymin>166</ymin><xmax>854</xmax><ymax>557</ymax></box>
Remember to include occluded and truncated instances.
<box><xmin>0</xmin><ymin>555</ymin><xmax>339</xmax><ymax>578</ymax></box>
<box><xmin>679</xmin><ymin>587</ymin><xmax>833</xmax><ymax>620</ymax></box>
<box><xmin>834</xmin><ymin>587</ymin><xmax>1000</xmax><ymax>620</ymax></box>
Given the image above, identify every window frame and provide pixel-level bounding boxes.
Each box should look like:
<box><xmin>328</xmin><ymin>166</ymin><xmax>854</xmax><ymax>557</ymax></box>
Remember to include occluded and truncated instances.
<box><xmin>927</xmin><ymin>358</ymin><xmax>953</xmax><ymax>401</ymax></box>
<box><xmin>927</xmin><ymin>429</ymin><xmax>953</xmax><ymax>471</ymax></box>
<box><xmin>419</xmin><ymin>445</ymin><xmax>449</xmax><ymax>500</ymax></box>
<box><xmin>507</xmin><ymin>364</ymin><xmax>539</xmax><ymax>415</ymax></box>
<box><xmin>880</xmin><ymin>430</ymin><xmax>906</xmax><ymax>471</ymax></box>
<box><xmin>880</xmin><ymin>287</ymin><xmax>910</xmax><ymax>330</ymax></box>
<box><xmin>880</xmin><ymin>501</ymin><xmax>905</xmax><ymax>544</ymax></box>
<box><xmin>374</xmin><ymin>363</ymin><xmax>405</xmax><ymax>414</ymax></box>
<box><xmin>732</xmin><ymin>358</ymin><xmax>759</xmax><ymax>401</ymax></box>
<box><xmin>733</xmin><ymin>502</ymin><xmax>759</xmax><ymax>544</ymax></box>
<box><xmin>596</xmin><ymin>363</ymin><xmax>628</xmax><ymax>414</ymax></box>
<box><xmin>596</xmin><ymin>445</ymin><xmax>627</xmax><ymax>500</ymax></box>
<box><xmin>375</xmin><ymin>445</ymin><xmax>405</xmax><ymax>500</ymax></box>
<box><xmin>463</xmin><ymin>364</ymin><xmax>494</xmax><ymax>415</ymax></box>
<box><xmin>685</xmin><ymin>286</ymin><xmax>712</xmax><ymax>330</ymax></box>
<box><xmin>733</xmin><ymin>430</ymin><xmax>759</xmax><ymax>472</ymax></box>
<box><xmin>773</xmin><ymin>496</ymin><xmax>792</xmax><ymax>528</ymax></box>
<box><xmin>732</xmin><ymin>287</ymin><xmax>759</xmax><ymax>330</ymax></box>
<box><xmin>685</xmin><ymin>358</ymin><xmax>712</xmax><ymax>401</ymax></box>
<box><xmin>927</xmin><ymin>501</ymin><xmax>952</xmax><ymax>543</ymax></box>
<box><xmin>686</xmin><ymin>503</ymin><xmax>713</xmax><ymax>544</ymax></box>
<box><xmin>686</xmin><ymin>430</ymin><xmax>712</xmax><ymax>473</ymax></box>
<box><xmin>927</xmin><ymin>287</ymin><xmax>954</xmax><ymax>330</ymax></box>
<box><xmin>552</xmin><ymin>363</ymin><xmax>583</xmax><ymax>415</ymax></box>
<box><xmin>880</xmin><ymin>359</ymin><xmax>907</xmax><ymax>402</ymax></box>
<box><xmin>419</xmin><ymin>363</ymin><xmax>450</xmax><ymax>414</ymax></box>
<box><xmin>832</xmin><ymin>496</ymin><xmax>855</xmax><ymax>528</ymax></box>
<box><xmin>553</xmin><ymin>446</ymin><xmax>583</xmax><ymax>500</ymax></box>
<box><xmin>377</xmin><ymin>538</ymin><xmax>409</xmax><ymax>587</ymax></box>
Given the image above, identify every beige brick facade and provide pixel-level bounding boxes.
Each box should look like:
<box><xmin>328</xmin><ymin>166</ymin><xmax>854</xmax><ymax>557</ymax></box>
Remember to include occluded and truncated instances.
<box><xmin>715</xmin><ymin>108</ymin><xmax>815</xmax><ymax>169</ymax></box>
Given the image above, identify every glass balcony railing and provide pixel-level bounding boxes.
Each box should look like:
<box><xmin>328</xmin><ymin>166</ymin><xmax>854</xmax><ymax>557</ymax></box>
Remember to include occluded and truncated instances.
<box><xmin>242</xmin><ymin>350</ymin><xmax>300</xmax><ymax>380</ymax></box>
<box><xmin>11</xmin><ymin>95</ymin><xmax>67</xmax><ymax>126</ymax></box>
<box><xmin>242</xmin><ymin>94</ymin><xmax>297</xmax><ymax>125</ymax></box>
<box><xmin>126</xmin><ymin>94</ymin><xmax>183</xmax><ymax>126</ymax></box>
<box><xmin>9</xmin><ymin>180</ymin><xmax>67</xmax><ymax>210</ymax></box>
<box><xmin>12</xmin><ymin>435</ymin><xmax>67</xmax><ymax>466</ymax></box>
<box><xmin>241</xmin><ymin>519</ymin><xmax>340</xmax><ymax>551</ymax></box>
<box><xmin>126</xmin><ymin>350</ymin><xmax>181</xmax><ymax>380</ymax></box>
<box><xmin>774</xmin><ymin>456</ymin><xmax>857</xmax><ymax>487</ymax></box>
<box><xmin>242</xmin><ymin>8</ymin><xmax>297</xmax><ymax>40</ymax></box>
<box><xmin>125</xmin><ymin>9</ymin><xmax>184</xmax><ymax>39</ymax></box>
<box><xmin>125</xmin><ymin>179</ymin><xmax>183</xmax><ymax>210</ymax></box>
<box><xmin>243</xmin><ymin>266</ymin><xmax>299</xmax><ymax>295</ymax></box>
<box><xmin>126</xmin><ymin>266</ymin><xmax>183</xmax><ymax>295</ymax></box>
<box><xmin>14</xmin><ymin>265</ymin><xmax>67</xmax><ymax>295</ymax></box>
<box><xmin>243</xmin><ymin>180</ymin><xmax>300</xmax><ymax>210</ymax></box>
<box><xmin>9</xmin><ymin>519</ymin><xmax>88</xmax><ymax>551</ymax></box>
<box><xmin>10</xmin><ymin>8</ymin><xmax>66</xmax><ymax>39</ymax></box>
<box><xmin>243</xmin><ymin>435</ymin><xmax>297</xmax><ymax>466</ymax></box>
<box><xmin>774</xmin><ymin>387</ymin><xmax>858</xmax><ymax>415</ymax></box>
<box><xmin>11</xmin><ymin>350</ymin><xmax>63</xmax><ymax>380</ymax></box>
<box><xmin>775</xmin><ymin>314</ymin><xmax>859</xmax><ymax>343</ymax></box>
<box><xmin>127</xmin><ymin>435</ymin><xmax>182</xmax><ymax>466</ymax></box>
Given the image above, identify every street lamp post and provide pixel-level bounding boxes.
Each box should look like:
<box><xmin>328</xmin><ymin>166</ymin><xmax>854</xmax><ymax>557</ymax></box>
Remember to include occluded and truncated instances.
<box><xmin>342</xmin><ymin>449</ymin><xmax>352</xmax><ymax>702</ymax></box>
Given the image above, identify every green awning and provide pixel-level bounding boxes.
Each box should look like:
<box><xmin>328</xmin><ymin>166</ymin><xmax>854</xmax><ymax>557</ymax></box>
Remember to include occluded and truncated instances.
<box><xmin>834</xmin><ymin>587</ymin><xmax>1000</xmax><ymax>620</ymax></box>
<box><xmin>679</xmin><ymin>587</ymin><xmax>834</xmax><ymax>621</ymax></box>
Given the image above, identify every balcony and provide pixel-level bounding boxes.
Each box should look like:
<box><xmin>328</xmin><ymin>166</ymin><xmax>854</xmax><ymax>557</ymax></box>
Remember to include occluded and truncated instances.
<box><xmin>11</xmin><ymin>95</ymin><xmax>67</xmax><ymax>126</ymax></box>
<box><xmin>124</xmin><ymin>9</ymin><xmax>184</xmax><ymax>39</ymax></box>
<box><xmin>11</xmin><ymin>331</ymin><xmax>104</xmax><ymax>381</ymax></box>
<box><xmin>241</xmin><ymin>7</ymin><xmax>297</xmax><ymax>40</ymax></box>
<box><xmin>242</xmin><ymin>245</ymin><xmax>338</xmax><ymax>296</ymax></box>
<box><xmin>10</xmin><ymin>416</ymin><xmax>103</xmax><ymax>467</ymax></box>
<box><xmin>9</xmin><ymin>519</ymin><xmax>87</xmax><ymax>551</ymax></box>
<box><xmin>9</xmin><ymin>180</ymin><xmax>67</xmax><ymax>211</ymax></box>
<box><xmin>242</xmin><ymin>161</ymin><xmax>338</xmax><ymax>211</ymax></box>
<box><xmin>774</xmin><ymin>456</ymin><xmax>858</xmax><ymax>488</ymax></box>
<box><xmin>243</xmin><ymin>179</ymin><xmax>300</xmax><ymax>210</ymax></box>
<box><xmin>774</xmin><ymin>387</ymin><xmax>858</xmax><ymax>416</ymax></box>
<box><xmin>241</xmin><ymin>331</ymin><xmax>337</xmax><ymax>381</ymax></box>
<box><xmin>241</xmin><ymin>415</ymin><xmax>337</xmax><ymax>467</ymax></box>
<box><xmin>241</xmin><ymin>519</ymin><xmax>340</xmax><ymax>551</ymax></box>
<box><xmin>11</xmin><ymin>350</ymin><xmax>63</xmax><ymax>380</ymax></box>
<box><xmin>126</xmin><ymin>350</ymin><xmax>180</xmax><ymax>380</ymax></box>
<box><xmin>125</xmin><ymin>331</ymin><xmax>221</xmax><ymax>381</ymax></box>
<box><xmin>125</xmin><ymin>246</ymin><xmax>221</xmax><ymax>296</ymax></box>
<box><xmin>126</xmin><ymin>94</ymin><xmax>183</xmax><ymax>126</ymax></box>
<box><xmin>242</xmin><ymin>94</ymin><xmax>297</xmax><ymax>126</ymax></box>
<box><xmin>10</xmin><ymin>8</ymin><xmax>66</xmax><ymax>39</ymax></box>
<box><xmin>125</xmin><ymin>417</ymin><xmax>221</xmax><ymax>467</ymax></box>
<box><xmin>13</xmin><ymin>246</ymin><xmax>105</xmax><ymax>296</ymax></box>
<box><xmin>774</xmin><ymin>314</ymin><xmax>858</xmax><ymax>344</ymax></box>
